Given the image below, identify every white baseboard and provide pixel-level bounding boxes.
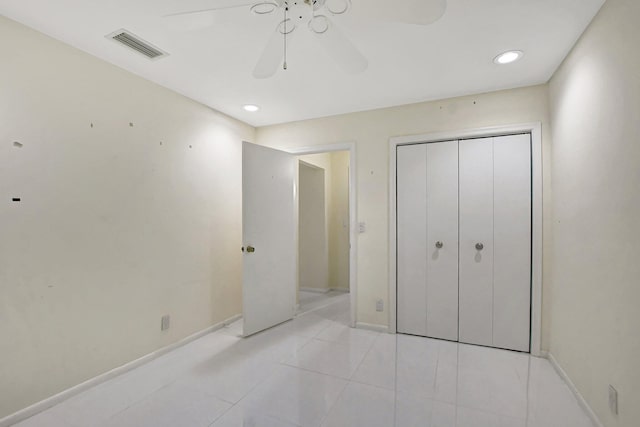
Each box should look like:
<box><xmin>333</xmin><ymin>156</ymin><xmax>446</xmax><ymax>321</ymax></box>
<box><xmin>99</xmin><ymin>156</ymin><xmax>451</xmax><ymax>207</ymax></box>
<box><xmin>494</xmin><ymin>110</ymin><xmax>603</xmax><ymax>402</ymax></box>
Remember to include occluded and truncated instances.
<box><xmin>546</xmin><ymin>353</ymin><xmax>604</xmax><ymax>427</ymax></box>
<box><xmin>329</xmin><ymin>288</ymin><xmax>349</xmax><ymax>293</ymax></box>
<box><xmin>223</xmin><ymin>314</ymin><xmax>242</xmax><ymax>326</ymax></box>
<box><xmin>356</xmin><ymin>322</ymin><xmax>389</xmax><ymax>333</ymax></box>
<box><xmin>299</xmin><ymin>287</ymin><xmax>331</xmax><ymax>294</ymax></box>
<box><xmin>0</xmin><ymin>313</ymin><xmax>242</xmax><ymax>427</ymax></box>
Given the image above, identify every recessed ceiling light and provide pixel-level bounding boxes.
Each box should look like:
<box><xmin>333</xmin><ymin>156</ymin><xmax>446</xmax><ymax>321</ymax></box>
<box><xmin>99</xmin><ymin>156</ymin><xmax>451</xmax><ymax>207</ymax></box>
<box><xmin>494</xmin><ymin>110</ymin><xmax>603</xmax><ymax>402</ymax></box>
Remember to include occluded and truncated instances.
<box><xmin>494</xmin><ymin>50</ymin><xmax>524</xmax><ymax>65</ymax></box>
<box><xmin>243</xmin><ymin>104</ymin><xmax>260</xmax><ymax>112</ymax></box>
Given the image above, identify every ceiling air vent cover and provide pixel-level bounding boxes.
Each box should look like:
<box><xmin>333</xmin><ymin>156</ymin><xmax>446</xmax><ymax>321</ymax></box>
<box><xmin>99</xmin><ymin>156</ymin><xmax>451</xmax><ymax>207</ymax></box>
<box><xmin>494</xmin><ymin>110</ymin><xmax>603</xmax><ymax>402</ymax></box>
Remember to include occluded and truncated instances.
<box><xmin>106</xmin><ymin>29</ymin><xmax>169</xmax><ymax>60</ymax></box>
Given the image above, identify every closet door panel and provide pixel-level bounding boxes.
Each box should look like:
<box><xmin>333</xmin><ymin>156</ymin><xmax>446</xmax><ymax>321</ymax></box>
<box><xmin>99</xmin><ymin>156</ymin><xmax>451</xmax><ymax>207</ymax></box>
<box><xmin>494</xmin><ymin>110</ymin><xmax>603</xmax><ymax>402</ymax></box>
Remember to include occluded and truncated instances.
<box><xmin>425</xmin><ymin>141</ymin><xmax>459</xmax><ymax>341</ymax></box>
<box><xmin>493</xmin><ymin>134</ymin><xmax>532</xmax><ymax>352</ymax></box>
<box><xmin>397</xmin><ymin>144</ymin><xmax>428</xmax><ymax>336</ymax></box>
<box><xmin>458</xmin><ymin>138</ymin><xmax>494</xmax><ymax>347</ymax></box>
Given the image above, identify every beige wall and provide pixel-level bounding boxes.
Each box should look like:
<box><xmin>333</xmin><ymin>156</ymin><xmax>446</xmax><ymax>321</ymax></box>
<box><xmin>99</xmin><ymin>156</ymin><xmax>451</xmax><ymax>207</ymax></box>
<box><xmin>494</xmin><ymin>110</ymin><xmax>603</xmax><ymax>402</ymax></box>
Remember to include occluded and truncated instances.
<box><xmin>548</xmin><ymin>0</ymin><xmax>640</xmax><ymax>425</ymax></box>
<box><xmin>298</xmin><ymin>162</ymin><xmax>329</xmax><ymax>290</ymax></box>
<box><xmin>0</xmin><ymin>16</ymin><xmax>254</xmax><ymax>418</ymax></box>
<box><xmin>328</xmin><ymin>151</ymin><xmax>350</xmax><ymax>291</ymax></box>
<box><xmin>298</xmin><ymin>152</ymin><xmax>350</xmax><ymax>291</ymax></box>
<box><xmin>257</xmin><ymin>85</ymin><xmax>552</xmax><ymax>331</ymax></box>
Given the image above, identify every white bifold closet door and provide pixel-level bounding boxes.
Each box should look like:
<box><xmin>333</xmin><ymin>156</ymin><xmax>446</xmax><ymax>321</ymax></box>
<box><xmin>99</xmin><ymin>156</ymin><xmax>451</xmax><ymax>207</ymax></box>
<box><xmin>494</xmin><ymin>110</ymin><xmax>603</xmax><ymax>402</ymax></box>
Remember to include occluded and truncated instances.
<box><xmin>397</xmin><ymin>141</ymin><xmax>459</xmax><ymax>341</ymax></box>
<box><xmin>397</xmin><ymin>134</ymin><xmax>531</xmax><ymax>352</ymax></box>
<box><xmin>458</xmin><ymin>134</ymin><xmax>531</xmax><ymax>352</ymax></box>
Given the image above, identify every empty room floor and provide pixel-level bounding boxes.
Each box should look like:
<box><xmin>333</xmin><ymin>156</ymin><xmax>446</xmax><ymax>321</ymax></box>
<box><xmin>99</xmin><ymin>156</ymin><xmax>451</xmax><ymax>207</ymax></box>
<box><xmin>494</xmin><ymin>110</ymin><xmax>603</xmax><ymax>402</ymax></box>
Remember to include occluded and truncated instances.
<box><xmin>298</xmin><ymin>290</ymin><xmax>348</xmax><ymax>314</ymax></box>
<box><xmin>15</xmin><ymin>294</ymin><xmax>594</xmax><ymax>427</ymax></box>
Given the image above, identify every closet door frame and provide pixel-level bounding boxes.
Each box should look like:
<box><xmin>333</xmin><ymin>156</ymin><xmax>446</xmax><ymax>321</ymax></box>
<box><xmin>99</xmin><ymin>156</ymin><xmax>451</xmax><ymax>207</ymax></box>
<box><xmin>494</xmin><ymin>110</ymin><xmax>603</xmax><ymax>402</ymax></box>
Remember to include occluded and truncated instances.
<box><xmin>389</xmin><ymin>123</ymin><xmax>543</xmax><ymax>356</ymax></box>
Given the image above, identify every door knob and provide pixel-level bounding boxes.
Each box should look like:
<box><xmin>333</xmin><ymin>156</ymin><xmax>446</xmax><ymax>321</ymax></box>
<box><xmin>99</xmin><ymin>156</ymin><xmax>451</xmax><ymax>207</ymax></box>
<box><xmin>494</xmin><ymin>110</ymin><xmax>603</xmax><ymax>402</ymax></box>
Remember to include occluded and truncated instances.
<box><xmin>475</xmin><ymin>243</ymin><xmax>484</xmax><ymax>251</ymax></box>
<box><xmin>246</xmin><ymin>246</ymin><xmax>256</xmax><ymax>253</ymax></box>
<box><xmin>435</xmin><ymin>241</ymin><xmax>444</xmax><ymax>249</ymax></box>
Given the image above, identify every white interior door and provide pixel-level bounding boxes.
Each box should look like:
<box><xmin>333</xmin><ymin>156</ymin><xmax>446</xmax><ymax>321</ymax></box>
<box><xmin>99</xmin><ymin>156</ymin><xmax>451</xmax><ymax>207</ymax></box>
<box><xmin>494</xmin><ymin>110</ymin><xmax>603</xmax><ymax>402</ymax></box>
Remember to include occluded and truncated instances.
<box><xmin>425</xmin><ymin>141</ymin><xmax>459</xmax><ymax>341</ymax></box>
<box><xmin>459</xmin><ymin>135</ymin><xmax>532</xmax><ymax>351</ymax></box>
<box><xmin>397</xmin><ymin>141</ymin><xmax>459</xmax><ymax>340</ymax></box>
<box><xmin>397</xmin><ymin>144</ymin><xmax>428</xmax><ymax>336</ymax></box>
<box><xmin>493</xmin><ymin>134</ymin><xmax>532</xmax><ymax>352</ymax></box>
<box><xmin>242</xmin><ymin>142</ymin><xmax>296</xmax><ymax>337</ymax></box>
<box><xmin>458</xmin><ymin>137</ymin><xmax>495</xmax><ymax>347</ymax></box>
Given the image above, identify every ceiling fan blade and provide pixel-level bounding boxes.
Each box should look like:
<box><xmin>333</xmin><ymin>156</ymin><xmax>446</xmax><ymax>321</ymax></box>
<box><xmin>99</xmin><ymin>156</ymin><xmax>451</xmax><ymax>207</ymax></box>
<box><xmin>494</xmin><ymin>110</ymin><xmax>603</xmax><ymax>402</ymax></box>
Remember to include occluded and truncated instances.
<box><xmin>164</xmin><ymin>1</ymin><xmax>258</xmax><ymax>18</ymax></box>
<box><xmin>314</xmin><ymin>17</ymin><xmax>368</xmax><ymax>74</ymax></box>
<box><xmin>253</xmin><ymin>25</ymin><xmax>287</xmax><ymax>79</ymax></box>
<box><xmin>361</xmin><ymin>0</ymin><xmax>447</xmax><ymax>26</ymax></box>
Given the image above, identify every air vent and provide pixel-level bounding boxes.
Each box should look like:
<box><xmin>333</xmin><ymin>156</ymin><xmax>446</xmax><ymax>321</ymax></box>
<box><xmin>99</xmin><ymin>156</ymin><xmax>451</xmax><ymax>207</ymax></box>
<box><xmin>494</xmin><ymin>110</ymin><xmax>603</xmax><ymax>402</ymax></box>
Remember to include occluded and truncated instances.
<box><xmin>106</xmin><ymin>29</ymin><xmax>169</xmax><ymax>60</ymax></box>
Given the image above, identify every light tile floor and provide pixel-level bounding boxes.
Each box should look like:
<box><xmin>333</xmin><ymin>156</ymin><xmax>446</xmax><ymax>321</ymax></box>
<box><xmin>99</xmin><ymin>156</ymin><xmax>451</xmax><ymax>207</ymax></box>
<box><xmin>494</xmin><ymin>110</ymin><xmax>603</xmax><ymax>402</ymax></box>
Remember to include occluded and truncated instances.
<box><xmin>15</xmin><ymin>294</ymin><xmax>595</xmax><ymax>427</ymax></box>
<box><xmin>298</xmin><ymin>290</ymin><xmax>348</xmax><ymax>314</ymax></box>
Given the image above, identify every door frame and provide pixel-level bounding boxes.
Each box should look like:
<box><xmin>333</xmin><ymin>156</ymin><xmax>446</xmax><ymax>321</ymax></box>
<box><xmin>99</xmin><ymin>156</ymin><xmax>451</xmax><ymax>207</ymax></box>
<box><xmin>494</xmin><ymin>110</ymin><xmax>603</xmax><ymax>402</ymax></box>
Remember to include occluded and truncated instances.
<box><xmin>286</xmin><ymin>142</ymin><xmax>357</xmax><ymax>328</ymax></box>
<box><xmin>388</xmin><ymin>123</ymin><xmax>543</xmax><ymax>356</ymax></box>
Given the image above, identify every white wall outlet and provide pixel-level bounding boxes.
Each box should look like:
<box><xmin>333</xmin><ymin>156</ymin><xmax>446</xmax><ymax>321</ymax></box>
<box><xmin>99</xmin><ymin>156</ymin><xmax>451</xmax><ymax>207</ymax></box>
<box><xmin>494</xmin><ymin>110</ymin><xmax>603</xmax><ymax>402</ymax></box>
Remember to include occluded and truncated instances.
<box><xmin>161</xmin><ymin>315</ymin><xmax>170</xmax><ymax>331</ymax></box>
<box><xmin>376</xmin><ymin>299</ymin><xmax>384</xmax><ymax>312</ymax></box>
<box><xmin>358</xmin><ymin>222</ymin><xmax>366</xmax><ymax>233</ymax></box>
<box><xmin>609</xmin><ymin>385</ymin><xmax>618</xmax><ymax>415</ymax></box>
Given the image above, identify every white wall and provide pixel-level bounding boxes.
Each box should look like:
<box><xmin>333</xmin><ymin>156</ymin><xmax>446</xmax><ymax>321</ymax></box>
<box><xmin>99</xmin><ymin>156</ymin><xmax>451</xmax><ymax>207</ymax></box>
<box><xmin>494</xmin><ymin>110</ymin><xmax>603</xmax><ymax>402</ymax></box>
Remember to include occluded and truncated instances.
<box><xmin>0</xmin><ymin>16</ymin><xmax>254</xmax><ymax>419</ymax></box>
<box><xmin>257</xmin><ymin>85</ymin><xmax>552</xmax><ymax>330</ymax></box>
<box><xmin>548</xmin><ymin>0</ymin><xmax>640</xmax><ymax>425</ymax></box>
<box><xmin>298</xmin><ymin>162</ymin><xmax>329</xmax><ymax>291</ymax></box>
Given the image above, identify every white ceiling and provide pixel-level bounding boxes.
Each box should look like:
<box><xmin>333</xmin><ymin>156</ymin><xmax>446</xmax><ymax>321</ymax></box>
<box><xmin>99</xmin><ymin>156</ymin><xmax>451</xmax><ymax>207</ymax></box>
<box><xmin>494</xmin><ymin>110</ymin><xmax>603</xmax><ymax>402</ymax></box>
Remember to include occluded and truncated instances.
<box><xmin>0</xmin><ymin>0</ymin><xmax>604</xmax><ymax>127</ymax></box>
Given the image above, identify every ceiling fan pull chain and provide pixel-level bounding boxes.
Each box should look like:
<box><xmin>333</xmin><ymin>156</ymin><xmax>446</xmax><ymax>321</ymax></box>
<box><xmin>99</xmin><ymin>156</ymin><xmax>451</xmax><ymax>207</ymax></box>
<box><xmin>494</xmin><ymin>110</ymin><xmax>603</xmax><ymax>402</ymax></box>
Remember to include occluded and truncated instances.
<box><xmin>283</xmin><ymin>5</ymin><xmax>288</xmax><ymax>70</ymax></box>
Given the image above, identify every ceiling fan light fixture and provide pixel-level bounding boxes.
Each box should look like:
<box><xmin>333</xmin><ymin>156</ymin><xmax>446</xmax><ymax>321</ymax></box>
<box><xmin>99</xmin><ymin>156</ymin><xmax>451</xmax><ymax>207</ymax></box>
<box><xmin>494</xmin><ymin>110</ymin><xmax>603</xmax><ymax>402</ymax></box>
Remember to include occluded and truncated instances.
<box><xmin>325</xmin><ymin>0</ymin><xmax>351</xmax><ymax>15</ymax></box>
<box><xmin>243</xmin><ymin>104</ymin><xmax>260</xmax><ymax>112</ymax></box>
<box><xmin>309</xmin><ymin>15</ymin><xmax>330</xmax><ymax>34</ymax></box>
<box><xmin>278</xmin><ymin>18</ymin><xmax>296</xmax><ymax>35</ymax></box>
<box><xmin>250</xmin><ymin>1</ymin><xmax>278</xmax><ymax>15</ymax></box>
<box><xmin>494</xmin><ymin>50</ymin><xmax>524</xmax><ymax>65</ymax></box>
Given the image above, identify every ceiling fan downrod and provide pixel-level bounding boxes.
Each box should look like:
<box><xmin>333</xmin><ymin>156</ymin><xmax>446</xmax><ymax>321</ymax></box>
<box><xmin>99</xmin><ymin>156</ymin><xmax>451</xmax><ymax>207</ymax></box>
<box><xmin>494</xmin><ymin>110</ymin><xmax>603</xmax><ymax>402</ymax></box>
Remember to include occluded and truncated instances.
<box><xmin>283</xmin><ymin>5</ymin><xmax>288</xmax><ymax>70</ymax></box>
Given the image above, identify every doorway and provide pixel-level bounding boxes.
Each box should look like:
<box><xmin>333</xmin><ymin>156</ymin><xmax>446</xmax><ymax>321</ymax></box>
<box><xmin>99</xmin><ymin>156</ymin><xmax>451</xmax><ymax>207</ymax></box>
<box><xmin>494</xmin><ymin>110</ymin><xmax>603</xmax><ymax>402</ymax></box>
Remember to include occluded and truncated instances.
<box><xmin>287</xmin><ymin>143</ymin><xmax>357</xmax><ymax>327</ymax></box>
<box><xmin>240</xmin><ymin>142</ymin><xmax>356</xmax><ymax>337</ymax></box>
<box><xmin>297</xmin><ymin>151</ymin><xmax>351</xmax><ymax>314</ymax></box>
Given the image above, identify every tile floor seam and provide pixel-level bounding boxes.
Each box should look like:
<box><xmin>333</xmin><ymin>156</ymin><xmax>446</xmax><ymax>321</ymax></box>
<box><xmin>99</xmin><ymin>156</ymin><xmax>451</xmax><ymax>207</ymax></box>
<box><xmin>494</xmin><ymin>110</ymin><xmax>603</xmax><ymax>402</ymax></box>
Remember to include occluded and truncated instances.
<box><xmin>202</xmin><ymin>365</ymin><xmax>287</xmax><ymax>427</ymax></box>
<box><xmin>206</xmin><ymin>394</ymin><xmax>240</xmax><ymax>427</ymax></box>
<box><xmin>278</xmin><ymin>363</ymin><xmax>351</xmax><ymax>381</ymax></box>
<box><xmin>310</xmin><ymin>320</ymin><xmax>339</xmax><ymax>338</ymax></box>
<box><xmin>346</xmin><ymin>333</ymin><xmax>378</xmax><ymax>381</ymax></box>
<box><xmin>316</xmin><ymin>378</ymin><xmax>350</xmax><ymax>427</ymax></box>
<box><xmin>432</xmin><ymin>343</ymin><xmax>442</xmax><ymax>398</ymax></box>
<box><xmin>96</xmin><ymin>379</ymin><xmax>175</xmax><ymax>424</ymax></box>
<box><xmin>348</xmin><ymin>376</ymin><xmax>395</xmax><ymax>392</ymax></box>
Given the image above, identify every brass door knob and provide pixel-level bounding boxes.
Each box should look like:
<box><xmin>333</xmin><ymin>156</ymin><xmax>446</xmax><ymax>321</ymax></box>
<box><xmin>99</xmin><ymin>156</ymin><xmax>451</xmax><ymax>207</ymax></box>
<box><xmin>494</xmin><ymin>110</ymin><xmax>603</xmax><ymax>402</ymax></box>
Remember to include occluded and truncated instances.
<box><xmin>435</xmin><ymin>241</ymin><xmax>444</xmax><ymax>249</ymax></box>
<box><xmin>246</xmin><ymin>246</ymin><xmax>256</xmax><ymax>253</ymax></box>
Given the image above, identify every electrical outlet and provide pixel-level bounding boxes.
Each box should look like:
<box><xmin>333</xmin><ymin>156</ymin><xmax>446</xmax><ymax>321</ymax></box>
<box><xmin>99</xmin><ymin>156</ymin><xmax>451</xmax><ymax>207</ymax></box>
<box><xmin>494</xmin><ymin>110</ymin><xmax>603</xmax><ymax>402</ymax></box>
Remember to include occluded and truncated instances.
<box><xmin>609</xmin><ymin>385</ymin><xmax>618</xmax><ymax>415</ymax></box>
<box><xmin>376</xmin><ymin>299</ymin><xmax>384</xmax><ymax>312</ymax></box>
<box><xmin>358</xmin><ymin>222</ymin><xmax>366</xmax><ymax>233</ymax></box>
<box><xmin>161</xmin><ymin>315</ymin><xmax>170</xmax><ymax>331</ymax></box>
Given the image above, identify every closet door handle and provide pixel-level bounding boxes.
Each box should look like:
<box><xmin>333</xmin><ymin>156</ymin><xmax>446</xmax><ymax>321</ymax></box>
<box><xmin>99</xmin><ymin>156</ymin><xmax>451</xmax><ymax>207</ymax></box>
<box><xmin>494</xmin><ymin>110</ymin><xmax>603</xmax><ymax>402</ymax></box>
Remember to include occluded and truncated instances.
<box><xmin>435</xmin><ymin>241</ymin><xmax>444</xmax><ymax>249</ymax></box>
<box><xmin>475</xmin><ymin>243</ymin><xmax>484</xmax><ymax>251</ymax></box>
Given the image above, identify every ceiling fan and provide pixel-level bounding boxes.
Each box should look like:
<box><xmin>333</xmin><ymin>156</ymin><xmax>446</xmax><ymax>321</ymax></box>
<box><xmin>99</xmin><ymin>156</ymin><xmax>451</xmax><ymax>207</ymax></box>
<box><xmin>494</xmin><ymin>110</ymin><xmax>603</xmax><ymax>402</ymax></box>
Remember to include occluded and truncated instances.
<box><xmin>166</xmin><ymin>0</ymin><xmax>447</xmax><ymax>79</ymax></box>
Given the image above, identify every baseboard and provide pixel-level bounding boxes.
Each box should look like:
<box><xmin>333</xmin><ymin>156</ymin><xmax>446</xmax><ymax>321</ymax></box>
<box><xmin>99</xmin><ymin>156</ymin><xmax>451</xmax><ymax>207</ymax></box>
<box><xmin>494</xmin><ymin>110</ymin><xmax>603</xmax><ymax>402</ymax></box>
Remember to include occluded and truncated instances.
<box><xmin>356</xmin><ymin>322</ymin><xmax>389</xmax><ymax>333</ymax></box>
<box><xmin>329</xmin><ymin>288</ymin><xmax>349</xmax><ymax>293</ymax></box>
<box><xmin>300</xmin><ymin>287</ymin><xmax>331</xmax><ymax>294</ymax></box>
<box><xmin>546</xmin><ymin>353</ymin><xmax>604</xmax><ymax>427</ymax></box>
<box><xmin>0</xmin><ymin>313</ymin><xmax>242</xmax><ymax>427</ymax></box>
<box><xmin>223</xmin><ymin>313</ymin><xmax>242</xmax><ymax>326</ymax></box>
